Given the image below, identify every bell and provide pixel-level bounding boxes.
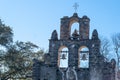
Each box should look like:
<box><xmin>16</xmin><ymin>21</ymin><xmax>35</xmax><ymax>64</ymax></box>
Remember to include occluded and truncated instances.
<box><xmin>82</xmin><ymin>54</ymin><xmax>87</xmax><ymax>60</ymax></box>
<box><xmin>61</xmin><ymin>54</ymin><xmax>66</xmax><ymax>59</ymax></box>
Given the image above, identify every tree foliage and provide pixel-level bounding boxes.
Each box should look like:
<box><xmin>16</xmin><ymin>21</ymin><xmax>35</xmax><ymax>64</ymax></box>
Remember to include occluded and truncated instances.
<box><xmin>0</xmin><ymin>19</ymin><xmax>44</xmax><ymax>80</ymax></box>
<box><xmin>0</xmin><ymin>19</ymin><xmax>13</xmax><ymax>47</ymax></box>
<box><xmin>1</xmin><ymin>41</ymin><xmax>39</xmax><ymax>80</ymax></box>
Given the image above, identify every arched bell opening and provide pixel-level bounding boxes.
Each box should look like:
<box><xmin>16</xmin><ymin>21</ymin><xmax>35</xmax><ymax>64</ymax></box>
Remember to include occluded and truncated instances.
<box><xmin>78</xmin><ymin>46</ymin><xmax>89</xmax><ymax>68</ymax></box>
<box><xmin>58</xmin><ymin>46</ymin><xmax>69</xmax><ymax>68</ymax></box>
<box><xmin>71</xmin><ymin>22</ymin><xmax>79</xmax><ymax>36</ymax></box>
<box><xmin>69</xmin><ymin>19</ymin><xmax>80</xmax><ymax>40</ymax></box>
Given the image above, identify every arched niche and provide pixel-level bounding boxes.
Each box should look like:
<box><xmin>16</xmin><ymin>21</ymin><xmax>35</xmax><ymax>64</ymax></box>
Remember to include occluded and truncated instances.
<box><xmin>69</xmin><ymin>18</ymin><xmax>80</xmax><ymax>38</ymax></box>
<box><xmin>71</xmin><ymin>22</ymin><xmax>79</xmax><ymax>36</ymax></box>
<box><xmin>58</xmin><ymin>46</ymin><xmax>69</xmax><ymax>68</ymax></box>
<box><xmin>78</xmin><ymin>46</ymin><xmax>89</xmax><ymax>68</ymax></box>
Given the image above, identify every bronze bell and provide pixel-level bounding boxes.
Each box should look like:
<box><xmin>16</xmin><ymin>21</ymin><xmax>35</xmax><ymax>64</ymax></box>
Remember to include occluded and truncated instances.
<box><xmin>61</xmin><ymin>54</ymin><xmax>66</xmax><ymax>59</ymax></box>
<box><xmin>82</xmin><ymin>54</ymin><xmax>87</xmax><ymax>60</ymax></box>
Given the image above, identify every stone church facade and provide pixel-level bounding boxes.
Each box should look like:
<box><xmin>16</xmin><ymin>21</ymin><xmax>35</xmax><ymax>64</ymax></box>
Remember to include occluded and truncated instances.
<box><xmin>32</xmin><ymin>13</ymin><xmax>116</xmax><ymax>80</ymax></box>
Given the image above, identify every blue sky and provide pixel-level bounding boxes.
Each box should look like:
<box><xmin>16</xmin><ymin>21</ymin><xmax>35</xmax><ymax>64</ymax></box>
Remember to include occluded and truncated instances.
<box><xmin>0</xmin><ymin>0</ymin><xmax>120</xmax><ymax>50</ymax></box>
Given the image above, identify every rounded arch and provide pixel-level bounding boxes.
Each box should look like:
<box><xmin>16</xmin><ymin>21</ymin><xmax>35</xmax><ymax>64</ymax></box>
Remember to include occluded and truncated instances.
<box><xmin>69</xmin><ymin>18</ymin><xmax>80</xmax><ymax>37</ymax></box>
<box><xmin>78</xmin><ymin>46</ymin><xmax>89</xmax><ymax>68</ymax></box>
<box><xmin>78</xmin><ymin>46</ymin><xmax>89</xmax><ymax>52</ymax></box>
<box><xmin>69</xmin><ymin>18</ymin><xmax>79</xmax><ymax>27</ymax></box>
<box><xmin>58</xmin><ymin>46</ymin><xmax>69</xmax><ymax>68</ymax></box>
<box><xmin>58</xmin><ymin>46</ymin><xmax>68</xmax><ymax>52</ymax></box>
<box><xmin>70</xmin><ymin>22</ymin><xmax>79</xmax><ymax>36</ymax></box>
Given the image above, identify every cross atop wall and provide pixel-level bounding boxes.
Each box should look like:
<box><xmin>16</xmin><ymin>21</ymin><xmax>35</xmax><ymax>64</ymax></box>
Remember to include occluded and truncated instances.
<box><xmin>73</xmin><ymin>3</ymin><xmax>79</xmax><ymax>13</ymax></box>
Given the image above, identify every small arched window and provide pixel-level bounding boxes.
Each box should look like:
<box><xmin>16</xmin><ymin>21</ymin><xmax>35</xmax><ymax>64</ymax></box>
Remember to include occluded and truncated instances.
<box><xmin>71</xmin><ymin>22</ymin><xmax>79</xmax><ymax>37</ymax></box>
<box><xmin>78</xmin><ymin>46</ymin><xmax>89</xmax><ymax>68</ymax></box>
<box><xmin>58</xmin><ymin>46</ymin><xmax>68</xmax><ymax>68</ymax></box>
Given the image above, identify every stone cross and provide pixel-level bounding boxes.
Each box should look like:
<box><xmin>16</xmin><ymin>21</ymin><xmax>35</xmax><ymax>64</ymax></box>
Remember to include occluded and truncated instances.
<box><xmin>73</xmin><ymin>3</ymin><xmax>79</xmax><ymax>13</ymax></box>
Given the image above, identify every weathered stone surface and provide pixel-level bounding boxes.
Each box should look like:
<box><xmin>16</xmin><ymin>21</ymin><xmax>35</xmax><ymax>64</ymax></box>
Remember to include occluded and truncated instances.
<box><xmin>32</xmin><ymin>13</ymin><xmax>116</xmax><ymax>80</ymax></box>
<box><xmin>51</xmin><ymin>30</ymin><xmax>58</xmax><ymax>40</ymax></box>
